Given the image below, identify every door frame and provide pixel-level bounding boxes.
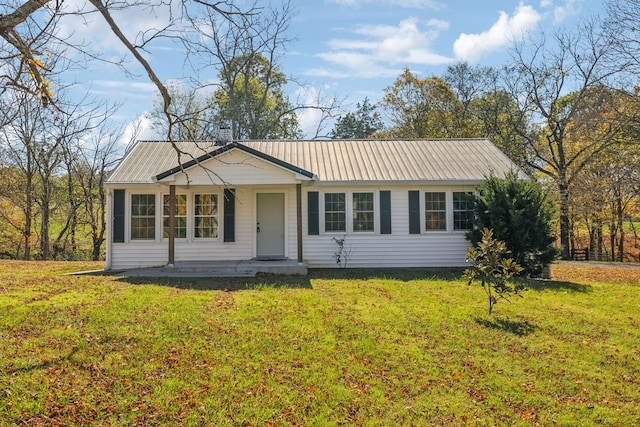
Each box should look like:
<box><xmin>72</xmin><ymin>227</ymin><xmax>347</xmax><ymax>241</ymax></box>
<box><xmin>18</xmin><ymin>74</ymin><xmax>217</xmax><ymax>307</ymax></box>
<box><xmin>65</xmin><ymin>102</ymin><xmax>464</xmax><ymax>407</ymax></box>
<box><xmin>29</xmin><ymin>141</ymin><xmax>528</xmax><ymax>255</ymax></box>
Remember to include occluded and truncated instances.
<box><xmin>254</xmin><ymin>190</ymin><xmax>288</xmax><ymax>259</ymax></box>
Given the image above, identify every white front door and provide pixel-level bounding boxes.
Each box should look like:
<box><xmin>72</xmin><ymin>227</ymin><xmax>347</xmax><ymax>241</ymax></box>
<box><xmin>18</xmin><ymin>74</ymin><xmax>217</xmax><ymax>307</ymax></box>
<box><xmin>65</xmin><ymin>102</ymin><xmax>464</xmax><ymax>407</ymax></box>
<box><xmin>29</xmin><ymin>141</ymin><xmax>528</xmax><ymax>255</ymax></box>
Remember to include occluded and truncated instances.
<box><xmin>256</xmin><ymin>193</ymin><xmax>285</xmax><ymax>259</ymax></box>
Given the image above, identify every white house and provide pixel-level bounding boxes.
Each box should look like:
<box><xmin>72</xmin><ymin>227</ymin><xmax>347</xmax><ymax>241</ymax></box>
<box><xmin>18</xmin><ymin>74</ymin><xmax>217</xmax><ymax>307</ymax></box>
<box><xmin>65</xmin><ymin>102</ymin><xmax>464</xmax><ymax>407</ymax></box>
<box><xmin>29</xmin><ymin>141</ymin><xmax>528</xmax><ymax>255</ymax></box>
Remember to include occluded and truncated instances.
<box><xmin>104</xmin><ymin>139</ymin><xmax>519</xmax><ymax>271</ymax></box>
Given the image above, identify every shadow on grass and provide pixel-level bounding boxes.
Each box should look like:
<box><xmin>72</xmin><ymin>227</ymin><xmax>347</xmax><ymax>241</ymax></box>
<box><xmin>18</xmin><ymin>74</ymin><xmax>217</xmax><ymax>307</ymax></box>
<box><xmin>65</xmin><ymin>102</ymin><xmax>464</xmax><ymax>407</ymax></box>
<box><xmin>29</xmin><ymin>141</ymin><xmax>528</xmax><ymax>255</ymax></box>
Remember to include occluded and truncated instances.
<box><xmin>475</xmin><ymin>317</ymin><xmax>539</xmax><ymax>336</ymax></box>
<box><xmin>517</xmin><ymin>278</ymin><xmax>591</xmax><ymax>293</ymax></box>
<box><xmin>6</xmin><ymin>346</ymin><xmax>80</xmax><ymax>375</ymax></box>
<box><xmin>110</xmin><ymin>268</ymin><xmax>464</xmax><ymax>290</ymax></box>
<box><xmin>308</xmin><ymin>268</ymin><xmax>464</xmax><ymax>282</ymax></box>
<box><xmin>115</xmin><ymin>273</ymin><xmax>313</xmax><ymax>291</ymax></box>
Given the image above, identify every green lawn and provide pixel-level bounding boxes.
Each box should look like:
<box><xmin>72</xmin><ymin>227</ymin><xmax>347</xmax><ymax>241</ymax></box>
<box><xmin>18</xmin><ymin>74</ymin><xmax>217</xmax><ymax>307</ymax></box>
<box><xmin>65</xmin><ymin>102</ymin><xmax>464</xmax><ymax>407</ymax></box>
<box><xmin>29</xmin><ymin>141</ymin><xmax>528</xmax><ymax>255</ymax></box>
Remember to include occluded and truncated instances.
<box><xmin>1</xmin><ymin>261</ymin><xmax>639</xmax><ymax>426</ymax></box>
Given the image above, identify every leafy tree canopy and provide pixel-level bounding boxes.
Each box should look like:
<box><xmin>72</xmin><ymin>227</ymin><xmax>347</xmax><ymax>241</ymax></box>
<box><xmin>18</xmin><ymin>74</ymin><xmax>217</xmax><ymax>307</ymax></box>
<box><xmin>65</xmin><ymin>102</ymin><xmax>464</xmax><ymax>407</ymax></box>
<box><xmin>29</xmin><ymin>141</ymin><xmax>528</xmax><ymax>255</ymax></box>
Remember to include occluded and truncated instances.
<box><xmin>214</xmin><ymin>53</ymin><xmax>301</xmax><ymax>140</ymax></box>
<box><xmin>330</xmin><ymin>97</ymin><xmax>384</xmax><ymax>139</ymax></box>
<box><xmin>381</xmin><ymin>68</ymin><xmax>472</xmax><ymax>138</ymax></box>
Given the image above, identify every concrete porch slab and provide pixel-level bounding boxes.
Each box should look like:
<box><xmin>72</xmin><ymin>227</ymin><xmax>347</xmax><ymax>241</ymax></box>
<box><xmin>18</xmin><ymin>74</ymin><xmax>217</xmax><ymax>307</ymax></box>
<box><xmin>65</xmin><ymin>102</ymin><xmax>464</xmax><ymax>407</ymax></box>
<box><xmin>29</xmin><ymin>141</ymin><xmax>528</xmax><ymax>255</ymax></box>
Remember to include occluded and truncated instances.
<box><xmin>110</xmin><ymin>259</ymin><xmax>308</xmax><ymax>278</ymax></box>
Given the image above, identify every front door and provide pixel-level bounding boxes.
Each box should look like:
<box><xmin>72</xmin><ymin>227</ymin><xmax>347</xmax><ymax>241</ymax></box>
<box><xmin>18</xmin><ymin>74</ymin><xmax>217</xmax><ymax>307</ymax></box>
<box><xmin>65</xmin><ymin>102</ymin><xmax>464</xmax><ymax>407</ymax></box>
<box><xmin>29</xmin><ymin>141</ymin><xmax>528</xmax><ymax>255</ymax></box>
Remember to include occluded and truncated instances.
<box><xmin>256</xmin><ymin>193</ymin><xmax>285</xmax><ymax>259</ymax></box>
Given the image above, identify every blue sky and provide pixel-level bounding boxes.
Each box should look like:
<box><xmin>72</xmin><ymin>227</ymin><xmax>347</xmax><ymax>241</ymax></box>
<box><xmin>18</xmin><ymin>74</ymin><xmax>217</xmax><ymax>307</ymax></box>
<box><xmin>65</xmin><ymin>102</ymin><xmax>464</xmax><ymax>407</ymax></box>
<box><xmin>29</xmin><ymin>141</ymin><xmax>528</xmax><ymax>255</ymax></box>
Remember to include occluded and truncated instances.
<box><xmin>64</xmin><ymin>0</ymin><xmax>604</xmax><ymax>140</ymax></box>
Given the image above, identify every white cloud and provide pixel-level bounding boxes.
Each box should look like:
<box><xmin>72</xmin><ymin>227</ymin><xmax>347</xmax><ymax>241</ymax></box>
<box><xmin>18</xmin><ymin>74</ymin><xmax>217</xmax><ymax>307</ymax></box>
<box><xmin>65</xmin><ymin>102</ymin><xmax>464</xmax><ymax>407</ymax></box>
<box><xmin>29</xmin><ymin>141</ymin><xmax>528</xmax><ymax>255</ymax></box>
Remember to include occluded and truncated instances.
<box><xmin>551</xmin><ymin>0</ymin><xmax>582</xmax><ymax>23</ymax></box>
<box><xmin>427</xmin><ymin>19</ymin><xmax>450</xmax><ymax>31</ymax></box>
<box><xmin>120</xmin><ymin>114</ymin><xmax>160</xmax><ymax>146</ymax></box>
<box><xmin>453</xmin><ymin>3</ymin><xmax>542</xmax><ymax>63</ymax></box>
<box><xmin>309</xmin><ymin>17</ymin><xmax>452</xmax><ymax>79</ymax></box>
<box><xmin>327</xmin><ymin>0</ymin><xmax>444</xmax><ymax>9</ymax></box>
<box><xmin>295</xmin><ymin>86</ymin><xmax>325</xmax><ymax>138</ymax></box>
<box><xmin>92</xmin><ymin>80</ymin><xmax>158</xmax><ymax>92</ymax></box>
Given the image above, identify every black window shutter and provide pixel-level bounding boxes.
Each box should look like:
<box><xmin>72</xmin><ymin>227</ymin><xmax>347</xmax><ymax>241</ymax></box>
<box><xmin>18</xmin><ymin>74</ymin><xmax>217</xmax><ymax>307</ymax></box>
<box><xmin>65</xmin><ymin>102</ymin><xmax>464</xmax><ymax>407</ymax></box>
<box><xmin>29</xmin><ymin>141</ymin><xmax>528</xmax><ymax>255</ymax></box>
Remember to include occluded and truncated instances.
<box><xmin>223</xmin><ymin>188</ymin><xmax>235</xmax><ymax>242</ymax></box>
<box><xmin>380</xmin><ymin>190</ymin><xmax>391</xmax><ymax>234</ymax></box>
<box><xmin>408</xmin><ymin>190</ymin><xmax>420</xmax><ymax>234</ymax></box>
<box><xmin>307</xmin><ymin>191</ymin><xmax>319</xmax><ymax>235</ymax></box>
<box><xmin>113</xmin><ymin>189</ymin><xmax>125</xmax><ymax>243</ymax></box>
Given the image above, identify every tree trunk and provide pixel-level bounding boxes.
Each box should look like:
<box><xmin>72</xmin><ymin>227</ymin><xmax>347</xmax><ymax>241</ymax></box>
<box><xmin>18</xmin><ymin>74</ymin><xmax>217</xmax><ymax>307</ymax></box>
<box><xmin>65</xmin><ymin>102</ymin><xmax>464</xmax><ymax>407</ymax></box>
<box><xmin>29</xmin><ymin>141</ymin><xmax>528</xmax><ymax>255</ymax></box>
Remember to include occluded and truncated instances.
<box><xmin>23</xmin><ymin>152</ymin><xmax>33</xmax><ymax>260</ymax></box>
<box><xmin>588</xmin><ymin>218</ymin><xmax>597</xmax><ymax>260</ymax></box>
<box><xmin>24</xmin><ymin>172</ymin><xmax>32</xmax><ymax>260</ymax></box>
<box><xmin>40</xmin><ymin>201</ymin><xmax>50</xmax><ymax>259</ymax></box>
<box><xmin>617</xmin><ymin>197</ymin><xmax>624</xmax><ymax>262</ymax></box>
<box><xmin>558</xmin><ymin>181</ymin><xmax>571</xmax><ymax>260</ymax></box>
<box><xmin>596</xmin><ymin>222</ymin><xmax>603</xmax><ymax>261</ymax></box>
<box><xmin>39</xmin><ymin>173</ymin><xmax>53</xmax><ymax>260</ymax></box>
<box><xmin>609</xmin><ymin>220</ymin><xmax>617</xmax><ymax>262</ymax></box>
<box><xmin>89</xmin><ymin>172</ymin><xmax>108</xmax><ymax>261</ymax></box>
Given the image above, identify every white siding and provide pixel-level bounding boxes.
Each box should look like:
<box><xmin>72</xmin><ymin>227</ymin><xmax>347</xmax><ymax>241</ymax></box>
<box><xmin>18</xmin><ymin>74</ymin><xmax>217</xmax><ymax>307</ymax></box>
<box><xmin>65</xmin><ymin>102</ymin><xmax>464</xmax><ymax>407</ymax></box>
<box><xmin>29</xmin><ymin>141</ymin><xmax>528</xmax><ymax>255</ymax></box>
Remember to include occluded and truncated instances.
<box><xmin>169</xmin><ymin>150</ymin><xmax>301</xmax><ymax>186</ymax></box>
<box><xmin>108</xmin><ymin>183</ymin><xmax>474</xmax><ymax>270</ymax></box>
<box><xmin>108</xmin><ymin>185</ymin><xmax>300</xmax><ymax>269</ymax></box>
<box><xmin>173</xmin><ymin>186</ymin><xmax>255</xmax><ymax>261</ymax></box>
<box><xmin>302</xmin><ymin>185</ymin><xmax>473</xmax><ymax>268</ymax></box>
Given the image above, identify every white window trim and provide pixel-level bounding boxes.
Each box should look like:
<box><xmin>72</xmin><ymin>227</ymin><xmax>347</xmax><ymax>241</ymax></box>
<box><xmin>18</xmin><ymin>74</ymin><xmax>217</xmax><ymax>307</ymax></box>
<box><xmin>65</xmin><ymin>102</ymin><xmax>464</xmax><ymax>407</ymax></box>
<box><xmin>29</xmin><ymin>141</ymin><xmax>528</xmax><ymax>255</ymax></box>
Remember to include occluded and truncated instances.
<box><xmin>162</xmin><ymin>193</ymin><xmax>188</xmax><ymax>241</ymax></box>
<box><xmin>452</xmin><ymin>190</ymin><xmax>474</xmax><ymax>233</ymax></box>
<box><xmin>420</xmin><ymin>189</ymin><xmax>475</xmax><ymax>235</ymax></box>
<box><xmin>322</xmin><ymin>191</ymin><xmax>347</xmax><ymax>234</ymax></box>
<box><xmin>321</xmin><ymin>190</ymin><xmax>379</xmax><ymax>235</ymax></box>
<box><xmin>193</xmin><ymin>192</ymin><xmax>222</xmax><ymax>241</ymax></box>
<box><xmin>424</xmin><ymin>191</ymin><xmax>448</xmax><ymax>233</ymax></box>
<box><xmin>128</xmin><ymin>191</ymin><xmax>160</xmax><ymax>242</ymax></box>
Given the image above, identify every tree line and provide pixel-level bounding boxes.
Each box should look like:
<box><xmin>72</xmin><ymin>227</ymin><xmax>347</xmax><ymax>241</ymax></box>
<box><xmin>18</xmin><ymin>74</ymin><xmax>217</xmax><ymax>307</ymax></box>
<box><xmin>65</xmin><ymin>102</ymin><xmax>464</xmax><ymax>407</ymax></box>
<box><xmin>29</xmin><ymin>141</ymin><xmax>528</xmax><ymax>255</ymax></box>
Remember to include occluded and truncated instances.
<box><xmin>1</xmin><ymin>0</ymin><xmax>639</xmax><ymax>261</ymax></box>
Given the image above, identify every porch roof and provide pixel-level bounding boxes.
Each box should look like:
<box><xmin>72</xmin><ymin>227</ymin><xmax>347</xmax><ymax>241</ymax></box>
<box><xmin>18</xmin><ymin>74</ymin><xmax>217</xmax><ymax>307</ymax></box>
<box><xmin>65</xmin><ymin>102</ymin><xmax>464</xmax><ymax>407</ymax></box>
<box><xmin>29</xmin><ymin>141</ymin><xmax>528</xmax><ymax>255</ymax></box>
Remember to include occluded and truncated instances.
<box><xmin>154</xmin><ymin>142</ymin><xmax>315</xmax><ymax>181</ymax></box>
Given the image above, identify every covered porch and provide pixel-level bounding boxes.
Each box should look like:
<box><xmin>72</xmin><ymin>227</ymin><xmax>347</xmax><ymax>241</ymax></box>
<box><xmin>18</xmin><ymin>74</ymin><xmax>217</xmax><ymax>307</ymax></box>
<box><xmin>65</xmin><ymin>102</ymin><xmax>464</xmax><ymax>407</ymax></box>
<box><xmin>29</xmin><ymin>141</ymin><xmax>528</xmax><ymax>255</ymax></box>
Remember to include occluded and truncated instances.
<box><xmin>106</xmin><ymin>141</ymin><xmax>317</xmax><ymax>272</ymax></box>
<box><xmin>155</xmin><ymin>143</ymin><xmax>316</xmax><ymax>272</ymax></box>
<box><xmin>163</xmin><ymin>183</ymin><xmax>308</xmax><ymax>267</ymax></box>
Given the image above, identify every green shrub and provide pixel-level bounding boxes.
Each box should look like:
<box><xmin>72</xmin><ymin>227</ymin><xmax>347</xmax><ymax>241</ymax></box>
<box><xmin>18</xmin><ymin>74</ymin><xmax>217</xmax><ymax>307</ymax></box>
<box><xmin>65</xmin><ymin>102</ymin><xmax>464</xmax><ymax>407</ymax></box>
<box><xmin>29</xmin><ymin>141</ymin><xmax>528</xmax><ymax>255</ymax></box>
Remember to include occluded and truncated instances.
<box><xmin>467</xmin><ymin>171</ymin><xmax>557</xmax><ymax>276</ymax></box>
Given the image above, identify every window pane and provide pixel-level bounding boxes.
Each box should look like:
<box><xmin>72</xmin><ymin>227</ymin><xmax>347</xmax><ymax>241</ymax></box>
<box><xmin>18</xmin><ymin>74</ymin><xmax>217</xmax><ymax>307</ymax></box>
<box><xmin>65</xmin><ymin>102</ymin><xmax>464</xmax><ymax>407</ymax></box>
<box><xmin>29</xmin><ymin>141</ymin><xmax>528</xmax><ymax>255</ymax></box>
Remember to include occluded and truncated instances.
<box><xmin>353</xmin><ymin>192</ymin><xmax>374</xmax><ymax>232</ymax></box>
<box><xmin>453</xmin><ymin>192</ymin><xmax>473</xmax><ymax>230</ymax></box>
<box><xmin>131</xmin><ymin>194</ymin><xmax>155</xmax><ymax>240</ymax></box>
<box><xmin>195</xmin><ymin>194</ymin><xmax>219</xmax><ymax>238</ymax></box>
<box><xmin>324</xmin><ymin>193</ymin><xmax>346</xmax><ymax>232</ymax></box>
<box><xmin>425</xmin><ymin>192</ymin><xmax>446</xmax><ymax>230</ymax></box>
<box><xmin>163</xmin><ymin>194</ymin><xmax>187</xmax><ymax>238</ymax></box>
<box><xmin>325</xmin><ymin>212</ymin><xmax>345</xmax><ymax>232</ymax></box>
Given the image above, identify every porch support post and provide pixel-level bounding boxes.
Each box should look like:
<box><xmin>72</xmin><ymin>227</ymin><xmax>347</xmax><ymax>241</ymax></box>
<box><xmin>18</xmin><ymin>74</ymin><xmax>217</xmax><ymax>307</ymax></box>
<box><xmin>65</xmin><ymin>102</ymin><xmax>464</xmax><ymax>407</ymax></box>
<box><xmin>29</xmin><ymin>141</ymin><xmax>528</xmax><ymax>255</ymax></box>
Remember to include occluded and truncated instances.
<box><xmin>168</xmin><ymin>184</ymin><xmax>175</xmax><ymax>266</ymax></box>
<box><xmin>296</xmin><ymin>183</ymin><xmax>303</xmax><ymax>264</ymax></box>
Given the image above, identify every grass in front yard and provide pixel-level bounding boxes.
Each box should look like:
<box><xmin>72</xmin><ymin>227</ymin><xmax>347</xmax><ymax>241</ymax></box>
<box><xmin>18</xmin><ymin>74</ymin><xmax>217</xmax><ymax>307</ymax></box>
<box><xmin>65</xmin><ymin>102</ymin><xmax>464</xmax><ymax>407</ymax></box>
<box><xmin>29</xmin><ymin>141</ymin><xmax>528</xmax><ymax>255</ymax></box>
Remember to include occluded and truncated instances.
<box><xmin>0</xmin><ymin>261</ymin><xmax>639</xmax><ymax>426</ymax></box>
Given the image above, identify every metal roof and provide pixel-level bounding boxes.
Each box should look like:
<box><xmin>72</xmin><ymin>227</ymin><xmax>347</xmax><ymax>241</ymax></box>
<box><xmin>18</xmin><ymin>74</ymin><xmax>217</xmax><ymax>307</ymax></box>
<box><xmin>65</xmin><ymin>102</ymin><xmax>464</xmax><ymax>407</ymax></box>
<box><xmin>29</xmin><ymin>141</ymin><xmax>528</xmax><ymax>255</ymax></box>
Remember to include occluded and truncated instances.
<box><xmin>106</xmin><ymin>139</ymin><xmax>521</xmax><ymax>184</ymax></box>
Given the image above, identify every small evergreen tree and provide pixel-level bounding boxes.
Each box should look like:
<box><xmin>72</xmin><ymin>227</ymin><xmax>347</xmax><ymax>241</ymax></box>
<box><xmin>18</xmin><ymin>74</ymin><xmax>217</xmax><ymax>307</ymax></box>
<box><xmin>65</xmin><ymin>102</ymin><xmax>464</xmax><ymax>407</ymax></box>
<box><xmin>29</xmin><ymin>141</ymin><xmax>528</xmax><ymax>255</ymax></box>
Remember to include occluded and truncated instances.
<box><xmin>330</xmin><ymin>98</ymin><xmax>383</xmax><ymax>139</ymax></box>
<box><xmin>467</xmin><ymin>171</ymin><xmax>557</xmax><ymax>276</ymax></box>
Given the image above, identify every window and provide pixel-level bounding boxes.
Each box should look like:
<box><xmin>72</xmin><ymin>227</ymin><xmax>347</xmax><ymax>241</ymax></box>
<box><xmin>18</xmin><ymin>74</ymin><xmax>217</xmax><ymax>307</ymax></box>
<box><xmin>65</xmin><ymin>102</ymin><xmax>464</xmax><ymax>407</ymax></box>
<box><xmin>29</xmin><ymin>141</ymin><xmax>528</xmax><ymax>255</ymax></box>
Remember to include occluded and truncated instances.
<box><xmin>324</xmin><ymin>192</ymin><xmax>346</xmax><ymax>232</ymax></box>
<box><xmin>163</xmin><ymin>194</ymin><xmax>187</xmax><ymax>238</ymax></box>
<box><xmin>425</xmin><ymin>192</ymin><xmax>446</xmax><ymax>231</ymax></box>
<box><xmin>352</xmin><ymin>192</ymin><xmax>374</xmax><ymax>232</ymax></box>
<box><xmin>195</xmin><ymin>194</ymin><xmax>219</xmax><ymax>238</ymax></box>
<box><xmin>453</xmin><ymin>191</ymin><xmax>473</xmax><ymax>230</ymax></box>
<box><xmin>131</xmin><ymin>194</ymin><xmax>156</xmax><ymax>240</ymax></box>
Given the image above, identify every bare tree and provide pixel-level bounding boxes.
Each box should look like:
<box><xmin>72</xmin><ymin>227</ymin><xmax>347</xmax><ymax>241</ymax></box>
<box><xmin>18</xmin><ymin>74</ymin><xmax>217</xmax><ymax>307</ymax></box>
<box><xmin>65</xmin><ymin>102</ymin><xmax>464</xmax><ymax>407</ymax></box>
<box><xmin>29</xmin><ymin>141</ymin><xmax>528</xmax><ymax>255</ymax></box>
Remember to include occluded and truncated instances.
<box><xmin>182</xmin><ymin>0</ymin><xmax>341</xmax><ymax>140</ymax></box>
<box><xmin>0</xmin><ymin>83</ymin><xmax>46</xmax><ymax>259</ymax></box>
<box><xmin>0</xmin><ymin>40</ymin><xmax>119</xmax><ymax>259</ymax></box>
<box><xmin>607</xmin><ymin>0</ymin><xmax>640</xmax><ymax>71</ymax></box>
<box><xmin>504</xmin><ymin>19</ymin><xmax>634</xmax><ymax>259</ymax></box>
<box><xmin>0</xmin><ymin>0</ymin><xmax>258</xmax><ymax>138</ymax></box>
<box><xmin>56</xmin><ymin>99</ymin><xmax>121</xmax><ymax>259</ymax></box>
<box><xmin>67</xmin><ymin>124</ymin><xmax>122</xmax><ymax>260</ymax></box>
